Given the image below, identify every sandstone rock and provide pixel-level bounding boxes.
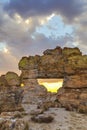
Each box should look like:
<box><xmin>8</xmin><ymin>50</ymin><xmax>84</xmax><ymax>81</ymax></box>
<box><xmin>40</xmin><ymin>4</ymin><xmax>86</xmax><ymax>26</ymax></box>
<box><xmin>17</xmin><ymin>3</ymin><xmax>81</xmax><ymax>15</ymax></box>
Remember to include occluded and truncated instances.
<box><xmin>78</xmin><ymin>101</ymin><xmax>87</xmax><ymax>113</ymax></box>
<box><xmin>79</xmin><ymin>93</ymin><xmax>87</xmax><ymax>100</ymax></box>
<box><xmin>18</xmin><ymin>46</ymin><xmax>87</xmax><ymax>114</ymax></box>
<box><xmin>0</xmin><ymin>72</ymin><xmax>24</xmax><ymax>113</ymax></box>
<box><xmin>38</xmin><ymin>54</ymin><xmax>64</xmax><ymax>78</ymax></box>
<box><xmin>21</xmin><ymin>78</ymin><xmax>38</xmax><ymax>87</ymax></box>
<box><xmin>67</xmin><ymin>55</ymin><xmax>87</xmax><ymax>70</ymax></box>
<box><xmin>20</xmin><ymin>69</ymin><xmax>38</xmax><ymax>79</ymax></box>
<box><xmin>0</xmin><ymin>75</ymin><xmax>9</xmax><ymax>91</ymax></box>
<box><xmin>31</xmin><ymin>114</ymin><xmax>54</xmax><ymax>123</ymax></box>
<box><xmin>18</xmin><ymin>56</ymin><xmax>29</xmax><ymax>70</ymax></box>
<box><xmin>19</xmin><ymin>46</ymin><xmax>85</xmax><ymax>79</ymax></box>
<box><xmin>37</xmin><ymin>93</ymin><xmax>60</xmax><ymax>111</ymax></box>
<box><xmin>0</xmin><ymin>89</ymin><xmax>24</xmax><ymax>113</ymax></box>
<box><xmin>62</xmin><ymin>47</ymin><xmax>82</xmax><ymax>57</ymax></box>
<box><xmin>43</xmin><ymin>46</ymin><xmax>62</xmax><ymax>55</ymax></box>
<box><xmin>0</xmin><ymin>111</ymin><xmax>23</xmax><ymax>119</ymax></box>
<box><xmin>57</xmin><ymin>87</ymin><xmax>87</xmax><ymax>113</ymax></box>
<box><xmin>19</xmin><ymin>55</ymin><xmax>40</xmax><ymax>70</ymax></box>
<box><xmin>22</xmin><ymin>84</ymin><xmax>47</xmax><ymax>105</ymax></box>
<box><xmin>0</xmin><ymin>119</ymin><xmax>29</xmax><ymax>130</ymax></box>
<box><xmin>5</xmin><ymin>72</ymin><xmax>20</xmax><ymax>86</ymax></box>
<box><xmin>63</xmin><ymin>74</ymin><xmax>87</xmax><ymax>88</ymax></box>
<box><xmin>37</xmin><ymin>101</ymin><xmax>54</xmax><ymax>111</ymax></box>
<box><xmin>30</xmin><ymin>109</ymin><xmax>44</xmax><ymax>116</ymax></box>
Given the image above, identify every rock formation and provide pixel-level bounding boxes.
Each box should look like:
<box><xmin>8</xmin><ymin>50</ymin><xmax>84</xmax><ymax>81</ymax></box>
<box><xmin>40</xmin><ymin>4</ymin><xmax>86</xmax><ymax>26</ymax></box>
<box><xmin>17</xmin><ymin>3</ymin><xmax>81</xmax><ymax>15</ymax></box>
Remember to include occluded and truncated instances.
<box><xmin>1</xmin><ymin>46</ymin><xmax>87</xmax><ymax>129</ymax></box>
<box><xmin>19</xmin><ymin>46</ymin><xmax>87</xmax><ymax>113</ymax></box>
<box><xmin>31</xmin><ymin>114</ymin><xmax>54</xmax><ymax>123</ymax></box>
<box><xmin>0</xmin><ymin>117</ymin><xmax>29</xmax><ymax>130</ymax></box>
<box><xmin>0</xmin><ymin>72</ymin><xmax>23</xmax><ymax>113</ymax></box>
<box><xmin>0</xmin><ymin>113</ymin><xmax>29</xmax><ymax>130</ymax></box>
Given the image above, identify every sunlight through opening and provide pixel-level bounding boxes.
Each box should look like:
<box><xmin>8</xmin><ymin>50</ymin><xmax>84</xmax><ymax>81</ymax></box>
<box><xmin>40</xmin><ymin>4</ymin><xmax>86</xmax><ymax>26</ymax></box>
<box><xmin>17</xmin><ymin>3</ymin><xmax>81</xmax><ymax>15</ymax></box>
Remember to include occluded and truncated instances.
<box><xmin>20</xmin><ymin>83</ymin><xmax>24</xmax><ymax>87</ymax></box>
<box><xmin>38</xmin><ymin>79</ymin><xmax>63</xmax><ymax>93</ymax></box>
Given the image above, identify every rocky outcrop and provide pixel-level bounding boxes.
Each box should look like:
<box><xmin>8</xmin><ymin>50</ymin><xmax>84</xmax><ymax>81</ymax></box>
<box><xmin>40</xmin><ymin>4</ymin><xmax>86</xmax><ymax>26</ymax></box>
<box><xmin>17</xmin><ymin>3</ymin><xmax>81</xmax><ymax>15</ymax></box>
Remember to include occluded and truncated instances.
<box><xmin>0</xmin><ymin>72</ymin><xmax>23</xmax><ymax>113</ymax></box>
<box><xmin>57</xmin><ymin>80</ymin><xmax>87</xmax><ymax>113</ymax></box>
<box><xmin>18</xmin><ymin>46</ymin><xmax>83</xmax><ymax>78</ymax></box>
<box><xmin>18</xmin><ymin>46</ymin><xmax>87</xmax><ymax>113</ymax></box>
<box><xmin>5</xmin><ymin>72</ymin><xmax>20</xmax><ymax>86</ymax></box>
<box><xmin>0</xmin><ymin>118</ymin><xmax>29</xmax><ymax>130</ymax></box>
<box><xmin>58</xmin><ymin>90</ymin><xmax>87</xmax><ymax>113</ymax></box>
<box><xmin>31</xmin><ymin>114</ymin><xmax>54</xmax><ymax>123</ymax></box>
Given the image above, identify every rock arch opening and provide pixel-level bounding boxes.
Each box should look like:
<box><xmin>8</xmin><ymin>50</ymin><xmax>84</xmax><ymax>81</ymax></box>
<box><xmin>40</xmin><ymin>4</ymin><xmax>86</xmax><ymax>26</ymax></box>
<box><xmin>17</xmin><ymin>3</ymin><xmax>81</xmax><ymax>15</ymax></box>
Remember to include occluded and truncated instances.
<box><xmin>38</xmin><ymin>79</ymin><xmax>64</xmax><ymax>93</ymax></box>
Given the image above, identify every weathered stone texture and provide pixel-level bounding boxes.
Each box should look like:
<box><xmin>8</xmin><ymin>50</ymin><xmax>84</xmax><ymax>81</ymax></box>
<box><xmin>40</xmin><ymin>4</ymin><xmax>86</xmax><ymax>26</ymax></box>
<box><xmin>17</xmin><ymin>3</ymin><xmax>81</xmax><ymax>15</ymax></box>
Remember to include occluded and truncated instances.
<box><xmin>0</xmin><ymin>72</ymin><xmax>23</xmax><ymax>113</ymax></box>
<box><xmin>18</xmin><ymin>46</ymin><xmax>87</xmax><ymax>113</ymax></box>
<box><xmin>5</xmin><ymin>72</ymin><xmax>20</xmax><ymax>86</ymax></box>
<box><xmin>19</xmin><ymin>46</ymin><xmax>84</xmax><ymax>78</ymax></box>
<box><xmin>0</xmin><ymin>118</ymin><xmax>29</xmax><ymax>130</ymax></box>
<box><xmin>63</xmin><ymin>74</ymin><xmax>87</xmax><ymax>88</ymax></box>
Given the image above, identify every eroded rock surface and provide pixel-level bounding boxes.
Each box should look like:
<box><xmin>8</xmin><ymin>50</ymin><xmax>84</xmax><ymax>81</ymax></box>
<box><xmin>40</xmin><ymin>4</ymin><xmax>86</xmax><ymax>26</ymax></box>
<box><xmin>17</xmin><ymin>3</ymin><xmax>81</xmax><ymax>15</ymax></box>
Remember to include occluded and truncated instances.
<box><xmin>19</xmin><ymin>46</ymin><xmax>87</xmax><ymax>113</ymax></box>
<box><xmin>18</xmin><ymin>46</ymin><xmax>83</xmax><ymax>78</ymax></box>
<box><xmin>31</xmin><ymin>114</ymin><xmax>54</xmax><ymax>123</ymax></box>
<box><xmin>0</xmin><ymin>118</ymin><xmax>29</xmax><ymax>130</ymax></box>
<box><xmin>0</xmin><ymin>72</ymin><xmax>23</xmax><ymax>113</ymax></box>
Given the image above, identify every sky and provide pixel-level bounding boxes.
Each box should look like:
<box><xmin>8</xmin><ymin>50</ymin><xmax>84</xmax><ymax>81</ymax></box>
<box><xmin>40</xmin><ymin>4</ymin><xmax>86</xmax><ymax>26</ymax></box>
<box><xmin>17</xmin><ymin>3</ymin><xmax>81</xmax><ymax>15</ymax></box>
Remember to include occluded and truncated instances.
<box><xmin>0</xmin><ymin>0</ymin><xmax>87</xmax><ymax>75</ymax></box>
<box><xmin>38</xmin><ymin>79</ymin><xmax>63</xmax><ymax>92</ymax></box>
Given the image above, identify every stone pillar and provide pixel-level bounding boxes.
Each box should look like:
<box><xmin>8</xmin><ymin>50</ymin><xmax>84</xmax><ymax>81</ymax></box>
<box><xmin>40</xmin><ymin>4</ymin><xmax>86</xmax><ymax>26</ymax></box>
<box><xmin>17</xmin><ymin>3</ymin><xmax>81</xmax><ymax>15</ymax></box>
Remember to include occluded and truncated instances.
<box><xmin>0</xmin><ymin>72</ymin><xmax>24</xmax><ymax>113</ymax></box>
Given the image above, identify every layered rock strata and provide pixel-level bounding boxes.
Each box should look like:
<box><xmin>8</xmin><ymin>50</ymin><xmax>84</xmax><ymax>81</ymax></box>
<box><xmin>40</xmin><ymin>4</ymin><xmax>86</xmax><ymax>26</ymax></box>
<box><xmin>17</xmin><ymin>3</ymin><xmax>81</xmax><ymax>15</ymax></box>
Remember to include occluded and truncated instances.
<box><xmin>19</xmin><ymin>46</ymin><xmax>87</xmax><ymax>113</ymax></box>
<box><xmin>0</xmin><ymin>72</ymin><xmax>23</xmax><ymax>113</ymax></box>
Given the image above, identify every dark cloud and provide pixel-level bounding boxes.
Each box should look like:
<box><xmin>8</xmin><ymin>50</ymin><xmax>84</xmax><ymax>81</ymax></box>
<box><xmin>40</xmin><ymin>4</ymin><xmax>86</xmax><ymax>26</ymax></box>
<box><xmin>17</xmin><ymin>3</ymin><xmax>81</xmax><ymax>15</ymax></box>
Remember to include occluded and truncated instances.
<box><xmin>7</xmin><ymin>33</ymin><xmax>74</xmax><ymax>57</ymax></box>
<box><xmin>4</xmin><ymin>0</ymin><xmax>85</xmax><ymax>20</ymax></box>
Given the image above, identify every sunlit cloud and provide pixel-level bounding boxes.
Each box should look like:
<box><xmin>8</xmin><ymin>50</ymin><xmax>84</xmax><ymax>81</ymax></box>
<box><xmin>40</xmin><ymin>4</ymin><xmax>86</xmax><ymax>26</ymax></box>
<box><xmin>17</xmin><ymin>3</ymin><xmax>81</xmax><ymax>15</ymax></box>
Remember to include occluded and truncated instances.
<box><xmin>3</xmin><ymin>47</ymin><xmax>9</xmax><ymax>53</ymax></box>
<box><xmin>47</xmin><ymin>13</ymin><xmax>55</xmax><ymax>21</ymax></box>
<box><xmin>14</xmin><ymin>13</ymin><xmax>23</xmax><ymax>24</ymax></box>
<box><xmin>0</xmin><ymin>42</ymin><xmax>9</xmax><ymax>53</ymax></box>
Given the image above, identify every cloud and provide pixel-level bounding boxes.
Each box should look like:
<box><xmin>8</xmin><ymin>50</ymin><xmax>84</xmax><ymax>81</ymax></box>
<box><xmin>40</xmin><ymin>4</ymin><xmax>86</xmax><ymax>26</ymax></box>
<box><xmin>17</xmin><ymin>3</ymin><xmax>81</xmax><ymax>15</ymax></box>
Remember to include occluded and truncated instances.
<box><xmin>0</xmin><ymin>0</ymin><xmax>87</xmax><ymax>75</ymax></box>
<box><xmin>71</xmin><ymin>4</ymin><xmax>87</xmax><ymax>54</ymax></box>
<box><xmin>0</xmin><ymin>6</ymin><xmax>73</xmax><ymax>56</ymax></box>
<box><xmin>0</xmin><ymin>5</ymin><xmax>73</xmax><ymax>75</ymax></box>
<box><xmin>0</xmin><ymin>51</ymin><xmax>20</xmax><ymax>75</ymax></box>
<box><xmin>4</xmin><ymin>0</ymin><xmax>85</xmax><ymax>21</ymax></box>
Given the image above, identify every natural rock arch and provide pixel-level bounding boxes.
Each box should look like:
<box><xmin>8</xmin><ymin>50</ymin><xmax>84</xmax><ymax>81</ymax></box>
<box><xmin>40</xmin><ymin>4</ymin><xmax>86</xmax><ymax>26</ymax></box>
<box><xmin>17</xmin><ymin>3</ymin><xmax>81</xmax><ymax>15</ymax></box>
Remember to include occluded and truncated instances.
<box><xmin>19</xmin><ymin>46</ymin><xmax>87</xmax><ymax>113</ymax></box>
<box><xmin>18</xmin><ymin>46</ymin><xmax>85</xmax><ymax>85</ymax></box>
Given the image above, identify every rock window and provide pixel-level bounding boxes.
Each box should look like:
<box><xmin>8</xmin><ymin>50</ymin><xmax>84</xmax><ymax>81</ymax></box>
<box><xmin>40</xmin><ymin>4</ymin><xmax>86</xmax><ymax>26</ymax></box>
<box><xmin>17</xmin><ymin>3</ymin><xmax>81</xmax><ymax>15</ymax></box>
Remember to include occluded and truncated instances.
<box><xmin>38</xmin><ymin>79</ymin><xmax>63</xmax><ymax>93</ymax></box>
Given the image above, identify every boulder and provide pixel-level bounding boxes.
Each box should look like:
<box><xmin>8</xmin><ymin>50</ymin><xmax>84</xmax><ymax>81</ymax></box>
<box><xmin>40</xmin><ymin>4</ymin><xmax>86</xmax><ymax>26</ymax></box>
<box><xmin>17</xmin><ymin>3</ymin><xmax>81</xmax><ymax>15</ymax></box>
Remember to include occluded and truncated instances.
<box><xmin>30</xmin><ymin>109</ymin><xmax>44</xmax><ymax>116</ymax></box>
<box><xmin>18</xmin><ymin>56</ymin><xmax>29</xmax><ymax>70</ymax></box>
<box><xmin>31</xmin><ymin>114</ymin><xmax>54</xmax><ymax>123</ymax></box>
<box><xmin>5</xmin><ymin>72</ymin><xmax>20</xmax><ymax>86</ymax></box>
